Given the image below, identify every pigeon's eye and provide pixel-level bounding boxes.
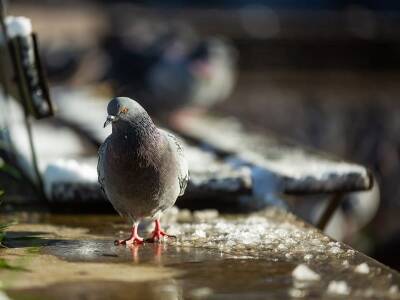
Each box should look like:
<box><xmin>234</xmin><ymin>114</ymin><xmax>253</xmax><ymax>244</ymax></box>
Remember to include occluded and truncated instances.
<box><xmin>119</xmin><ymin>107</ymin><xmax>129</xmax><ymax>114</ymax></box>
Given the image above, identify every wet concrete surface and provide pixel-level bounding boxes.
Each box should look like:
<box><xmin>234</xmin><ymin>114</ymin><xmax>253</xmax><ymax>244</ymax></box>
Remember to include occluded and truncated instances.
<box><xmin>1</xmin><ymin>208</ymin><xmax>399</xmax><ymax>300</ymax></box>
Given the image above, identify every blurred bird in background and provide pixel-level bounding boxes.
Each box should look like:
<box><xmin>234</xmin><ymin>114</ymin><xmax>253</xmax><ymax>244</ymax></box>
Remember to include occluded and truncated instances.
<box><xmin>100</xmin><ymin>18</ymin><xmax>237</xmax><ymax>121</ymax></box>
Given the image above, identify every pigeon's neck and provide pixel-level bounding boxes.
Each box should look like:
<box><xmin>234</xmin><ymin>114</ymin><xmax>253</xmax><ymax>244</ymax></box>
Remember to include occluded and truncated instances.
<box><xmin>111</xmin><ymin>119</ymin><xmax>161</xmax><ymax>150</ymax></box>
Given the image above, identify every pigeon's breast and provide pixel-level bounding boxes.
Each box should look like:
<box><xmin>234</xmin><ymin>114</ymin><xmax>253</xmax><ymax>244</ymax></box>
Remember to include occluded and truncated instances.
<box><xmin>103</xmin><ymin>138</ymin><xmax>178</xmax><ymax>220</ymax></box>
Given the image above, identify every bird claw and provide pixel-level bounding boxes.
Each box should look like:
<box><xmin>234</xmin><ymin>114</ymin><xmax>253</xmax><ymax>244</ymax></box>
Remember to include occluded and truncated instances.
<box><xmin>114</xmin><ymin>237</ymin><xmax>144</xmax><ymax>246</ymax></box>
<box><xmin>145</xmin><ymin>230</ymin><xmax>176</xmax><ymax>243</ymax></box>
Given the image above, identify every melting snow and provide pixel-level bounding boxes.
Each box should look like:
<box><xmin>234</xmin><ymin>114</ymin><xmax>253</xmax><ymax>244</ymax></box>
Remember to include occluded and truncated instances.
<box><xmin>304</xmin><ymin>254</ymin><xmax>313</xmax><ymax>261</ymax></box>
<box><xmin>5</xmin><ymin>16</ymin><xmax>32</xmax><ymax>37</ymax></box>
<box><xmin>292</xmin><ymin>264</ymin><xmax>320</xmax><ymax>281</ymax></box>
<box><xmin>173</xmin><ymin>210</ymin><xmax>355</xmax><ymax>261</ymax></box>
<box><xmin>329</xmin><ymin>246</ymin><xmax>343</xmax><ymax>255</ymax></box>
<box><xmin>193</xmin><ymin>229</ymin><xmax>207</xmax><ymax>238</ymax></box>
<box><xmin>327</xmin><ymin>281</ymin><xmax>351</xmax><ymax>295</ymax></box>
<box><xmin>43</xmin><ymin>159</ymin><xmax>98</xmax><ymax>197</ymax></box>
<box><xmin>354</xmin><ymin>262</ymin><xmax>370</xmax><ymax>274</ymax></box>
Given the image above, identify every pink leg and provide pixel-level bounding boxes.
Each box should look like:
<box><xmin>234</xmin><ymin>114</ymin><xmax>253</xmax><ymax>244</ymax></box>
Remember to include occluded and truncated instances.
<box><xmin>146</xmin><ymin>219</ymin><xmax>176</xmax><ymax>243</ymax></box>
<box><xmin>114</xmin><ymin>223</ymin><xmax>144</xmax><ymax>246</ymax></box>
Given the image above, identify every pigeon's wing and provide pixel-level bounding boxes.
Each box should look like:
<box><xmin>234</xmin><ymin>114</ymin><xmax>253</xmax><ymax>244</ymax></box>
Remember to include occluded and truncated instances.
<box><xmin>97</xmin><ymin>137</ymin><xmax>110</xmax><ymax>198</ymax></box>
<box><xmin>160</xmin><ymin>129</ymin><xmax>189</xmax><ymax>196</ymax></box>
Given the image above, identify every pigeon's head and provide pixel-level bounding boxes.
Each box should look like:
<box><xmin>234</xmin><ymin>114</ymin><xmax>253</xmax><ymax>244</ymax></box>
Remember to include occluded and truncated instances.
<box><xmin>104</xmin><ymin>97</ymin><xmax>151</xmax><ymax>128</ymax></box>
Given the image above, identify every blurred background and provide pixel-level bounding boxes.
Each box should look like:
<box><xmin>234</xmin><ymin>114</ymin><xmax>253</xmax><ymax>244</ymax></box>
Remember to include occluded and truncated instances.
<box><xmin>2</xmin><ymin>0</ymin><xmax>400</xmax><ymax>270</ymax></box>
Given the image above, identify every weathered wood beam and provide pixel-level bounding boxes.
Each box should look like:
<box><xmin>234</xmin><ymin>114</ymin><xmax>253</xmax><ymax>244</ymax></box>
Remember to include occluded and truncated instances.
<box><xmin>171</xmin><ymin>114</ymin><xmax>373</xmax><ymax>194</ymax></box>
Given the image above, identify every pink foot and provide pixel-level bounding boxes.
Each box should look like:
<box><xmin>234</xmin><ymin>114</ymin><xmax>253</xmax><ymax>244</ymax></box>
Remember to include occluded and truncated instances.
<box><xmin>114</xmin><ymin>224</ymin><xmax>144</xmax><ymax>246</ymax></box>
<box><xmin>146</xmin><ymin>219</ymin><xmax>176</xmax><ymax>243</ymax></box>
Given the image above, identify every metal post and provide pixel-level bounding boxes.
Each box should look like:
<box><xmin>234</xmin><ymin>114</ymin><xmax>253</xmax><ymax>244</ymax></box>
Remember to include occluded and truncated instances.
<box><xmin>11</xmin><ymin>37</ymin><xmax>46</xmax><ymax>197</ymax></box>
<box><xmin>0</xmin><ymin>0</ymin><xmax>16</xmax><ymax>160</ymax></box>
<box><xmin>316</xmin><ymin>192</ymin><xmax>344</xmax><ymax>230</ymax></box>
<box><xmin>0</xmin><ymin>0</ymin><xmax>46</xmax><ymax>199</ymax></box>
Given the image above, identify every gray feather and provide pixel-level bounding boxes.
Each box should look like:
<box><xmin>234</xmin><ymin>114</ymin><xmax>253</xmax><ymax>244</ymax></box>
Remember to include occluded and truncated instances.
<box><xmin>97</xmin><ymin>136</ymin><xmax>109</xmax><ymax>198</ymax></box>
<box><xmin>160</xmin><ymin>129</ymin><xmax>189</xmax><ymax>196</ymax></box>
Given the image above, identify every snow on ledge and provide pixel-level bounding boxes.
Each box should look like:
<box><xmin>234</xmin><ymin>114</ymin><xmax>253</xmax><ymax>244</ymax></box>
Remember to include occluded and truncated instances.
<box><xmin>5</xmin><ymin>16</ymin><xmax>32</xmax><ymax>38</ymax></box>
<box><xmin>292</xmin><ymin>264</ymin><xmax>320</xmax><ymax>281</ymax></box>
<box><xmin>43</xmin><ymin>159</ymin><xmax>98</xmax><ymax>198</ymax></box>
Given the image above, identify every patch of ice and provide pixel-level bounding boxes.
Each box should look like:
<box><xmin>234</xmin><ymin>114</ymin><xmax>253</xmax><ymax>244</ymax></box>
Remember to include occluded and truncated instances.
<box><xmin>354</xmin><ymin>262</ymin><xmax>370</xmax><ymax>274</ymax></box>
<box><xmin>327</xmin><ymin>281</ymin><xmax>351</xmax><ymax>295</ymax></box>
<box><xmin>292</xmin><ymin>264</ymin><xmax>320</xmax><ymax>281</ymax></box>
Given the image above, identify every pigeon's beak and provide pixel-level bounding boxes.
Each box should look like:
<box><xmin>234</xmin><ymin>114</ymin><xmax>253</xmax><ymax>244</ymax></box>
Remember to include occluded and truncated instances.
<box><xmin>103</xmin><ymin>115</ymin><xmax>116</xmax><ymax>128</ymax></box>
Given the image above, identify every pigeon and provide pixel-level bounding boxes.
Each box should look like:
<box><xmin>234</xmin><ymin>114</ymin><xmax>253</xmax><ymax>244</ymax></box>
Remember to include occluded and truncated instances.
<box><xmin>97</xmin><ymin>97</ymin><xmax>189</xmax><ymax>245</ymax></box>
<box><xmin>100</xmin><ymin>18</ymin><xmax>236</xmax><ymax>118</ymax></box>
<box><xmin>147</xmin><ymin>38</ymin><xmax>237</xmax><ymax>115</ymax></box>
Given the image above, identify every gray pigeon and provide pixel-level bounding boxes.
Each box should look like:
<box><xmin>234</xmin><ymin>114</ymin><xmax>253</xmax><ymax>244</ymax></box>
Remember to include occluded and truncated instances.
<box><xmin>147</xmin><ymin>37</ymin><xmax>237</xmax><ymax>115</ymax></box>
<box><xmin>97</xmin><ymin>97</ymin><xmax>189</xmax><ymax>245</ymax></box>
